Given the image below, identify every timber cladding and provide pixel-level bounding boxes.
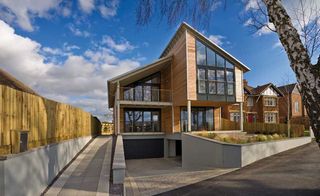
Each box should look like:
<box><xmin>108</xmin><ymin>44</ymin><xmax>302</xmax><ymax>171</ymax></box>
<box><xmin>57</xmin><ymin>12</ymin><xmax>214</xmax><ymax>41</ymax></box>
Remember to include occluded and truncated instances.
<box><xmin>0</xmin><ymin>85</ymin><xmax>101</xmax><ymax>154</ymax></box>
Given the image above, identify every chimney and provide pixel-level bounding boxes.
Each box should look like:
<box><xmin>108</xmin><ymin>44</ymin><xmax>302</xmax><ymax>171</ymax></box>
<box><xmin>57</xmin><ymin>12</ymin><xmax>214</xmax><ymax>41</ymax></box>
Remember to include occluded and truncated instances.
<box><xmin>243</xmin><ymin>79</ymin><xmax>248</xmax><ymax>87</ymax></box>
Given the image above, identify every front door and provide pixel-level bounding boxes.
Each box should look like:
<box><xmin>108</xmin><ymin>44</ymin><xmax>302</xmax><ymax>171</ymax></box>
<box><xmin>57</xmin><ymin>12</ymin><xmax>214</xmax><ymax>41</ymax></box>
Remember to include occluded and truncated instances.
<box><xmin>247</xmin><ymin>114</ymin><xmax>254</xmax><ymax>123</ymax></box>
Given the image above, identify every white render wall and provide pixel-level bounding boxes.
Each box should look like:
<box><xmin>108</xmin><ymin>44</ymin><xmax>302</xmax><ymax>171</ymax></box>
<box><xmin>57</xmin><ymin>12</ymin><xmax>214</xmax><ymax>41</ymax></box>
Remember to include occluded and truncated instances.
<box><xmin>0</xmin><ymin>136</ymin><xmax>92</xmax><ymax>196</ymax></box>
<box><xmin>182</xmin><ymin>133</ymin><xmax>312</xmax><ymax>169</ymax></box>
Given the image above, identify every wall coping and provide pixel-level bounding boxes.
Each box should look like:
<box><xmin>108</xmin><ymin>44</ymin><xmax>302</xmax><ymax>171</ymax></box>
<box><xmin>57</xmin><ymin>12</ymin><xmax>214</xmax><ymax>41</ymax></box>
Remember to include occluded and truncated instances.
<box><xmin>112</xmin><ymin>135</ymin><xmax>126</xmax><ymax>170</ymax></box>
<box><xmin>185</xmin><ymin>133</ymin><xmax>311</xmax><ymax>147</ymax></box>
<box><xmin>1</xmin><ymin>136</ymin><xmax>93</xmax><ymax>161</ymax></box>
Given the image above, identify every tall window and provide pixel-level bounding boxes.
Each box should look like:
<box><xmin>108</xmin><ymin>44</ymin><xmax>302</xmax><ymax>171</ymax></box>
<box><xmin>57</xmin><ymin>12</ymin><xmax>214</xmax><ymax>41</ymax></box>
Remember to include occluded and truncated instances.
<box><xmin>124</xmin><ymin>109</ymin><xmax>160</xmax><ymax>132</ymax></box>
<box><xmin>265</xmin><ymin>113</ymin><xmax>277</xmax><ymax>123</ymax></box>
<box><xmin>196</xmin><ymin>40</ymin><xmax>235</xmax><ymax>100</ymax></box>
<box><xmin>124</xmin><ymin>73</ymin><xmax>160</xmax><ymax>102</ymax></box>
<box><xmin>294</xmin><ymin>101</ymin><xmax>299</xmax><ymax>113</ymax></box>
<box><xmin>230</xmin><ymin>112</ymin><xmax>240</xmax><ymax>122</ymax></box>
<box><xmin>247</xmin><ymin>97</ymin><xmax>254</xmax><ymax>107</ymax></box>
<box><xmin>264</xmin><ymin>97</ymin><xmax>276</xmax><ymax>106</ymax></box>
<box><xmin>180</xmin><ymin>107</ymin><xmax>214</xmax><ymax>132</ymax></box>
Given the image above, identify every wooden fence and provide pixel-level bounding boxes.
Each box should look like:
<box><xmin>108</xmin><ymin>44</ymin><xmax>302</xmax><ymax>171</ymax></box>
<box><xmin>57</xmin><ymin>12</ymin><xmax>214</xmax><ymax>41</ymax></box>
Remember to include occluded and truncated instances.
<box><xmin>0</xmin><ymin>85</ymin><xmax>101</xmax><ymax>155</ymax></box>
<box><xmin>221</xmin><ymin>118</ymin><xmax>305</xmax><ymax>137</ymax></box>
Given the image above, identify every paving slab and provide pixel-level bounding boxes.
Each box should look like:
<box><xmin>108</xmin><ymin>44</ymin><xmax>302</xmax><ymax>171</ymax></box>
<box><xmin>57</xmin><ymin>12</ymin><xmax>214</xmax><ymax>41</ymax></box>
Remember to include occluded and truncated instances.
<box><xmin>45</xmin><ymin>136</ymin><xmax>112</xmax><ymax>196</ymax></box>
<box><xmin>125</xmin><ymin>157</ymin><xmax>237</xmax><ymax>196</ymax></box>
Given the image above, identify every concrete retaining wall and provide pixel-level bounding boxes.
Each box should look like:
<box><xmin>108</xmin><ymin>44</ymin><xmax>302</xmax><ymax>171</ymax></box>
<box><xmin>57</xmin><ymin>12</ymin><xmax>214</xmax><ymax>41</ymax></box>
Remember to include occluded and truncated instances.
<box><xmin>182</xmin><ymin>133</ymin><xmax>311</xmax><ymax>169</ymax></box>
<box><xmin>112</xmin><ymin>135</ymin><xmax>126</xmax><ymax>184</ymax></box>
<box><xmin>0</xmin><ymin>136</ymin><xmax>92</xmax><ymax>196</ymax></box>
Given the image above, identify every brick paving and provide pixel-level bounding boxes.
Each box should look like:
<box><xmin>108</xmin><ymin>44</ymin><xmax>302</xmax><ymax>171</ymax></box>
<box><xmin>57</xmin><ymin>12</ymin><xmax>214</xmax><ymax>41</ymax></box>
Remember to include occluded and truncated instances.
<box><xmin>124</xmin><ymin>158</ymin><xmax>236</xmax><ymax>196</ymax></box>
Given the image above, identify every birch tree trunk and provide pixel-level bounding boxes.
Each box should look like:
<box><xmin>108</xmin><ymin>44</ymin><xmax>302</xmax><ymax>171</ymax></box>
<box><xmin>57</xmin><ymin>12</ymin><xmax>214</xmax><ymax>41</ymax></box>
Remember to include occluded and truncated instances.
<box><xmin>263</xmin><ymin>0</ymin><xmax>320</xmax><ymax>146</ymax></box>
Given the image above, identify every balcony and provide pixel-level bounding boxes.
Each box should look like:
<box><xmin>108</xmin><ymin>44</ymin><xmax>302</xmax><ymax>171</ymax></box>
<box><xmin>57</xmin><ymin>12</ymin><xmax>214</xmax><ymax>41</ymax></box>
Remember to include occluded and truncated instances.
<box><xmin>119</xmin><ymin>87</ymin><xmax>172</xmax><ymax>107</ymax></box>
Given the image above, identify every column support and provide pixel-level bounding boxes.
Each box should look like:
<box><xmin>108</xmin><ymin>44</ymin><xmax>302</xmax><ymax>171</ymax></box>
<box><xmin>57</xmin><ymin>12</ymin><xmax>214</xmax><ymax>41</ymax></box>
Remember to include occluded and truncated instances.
<box><xmin>240</xmin><ymin>102</ymin><xmax>244</xmax><ymax>131</ymax></box>
<box><xmin>116</xmin><ymin>81</ymin><xmax>120</xmax><ymax>135</ymax></box>
<box><xmin>187</xmin><ymin>100</ymin><xmax>191</xmax><ymax>132</ymax></box>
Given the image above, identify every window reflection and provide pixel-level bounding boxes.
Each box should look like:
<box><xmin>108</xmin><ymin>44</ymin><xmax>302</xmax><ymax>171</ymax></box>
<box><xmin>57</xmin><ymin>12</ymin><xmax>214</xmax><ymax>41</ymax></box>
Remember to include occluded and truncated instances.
<box><xmin>124</xmin><ymin>109</ymin><xmax>161</xmax><ymax>132</ymax></box>
<box><xmin>180</xmin><ymin>107</ymin><xmax>214</xmax><ymax>132</ymax></box>
<box><xmin>124</xmin><ymin>73</ymin><xmax>161</xmax><ymax>102</ymax></box>
<box><xmin>196</xmin><ymin>40</ymin><xmax>235</xmax><ymax>98</ymax></box>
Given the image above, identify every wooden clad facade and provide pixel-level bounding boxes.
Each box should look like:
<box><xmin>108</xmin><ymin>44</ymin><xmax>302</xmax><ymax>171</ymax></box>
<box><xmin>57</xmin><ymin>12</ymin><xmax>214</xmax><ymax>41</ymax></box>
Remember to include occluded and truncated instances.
<box><xmin>108</xmin><ymin>22</ymin><xmax>250</xmax><ymax>136</ymax></box>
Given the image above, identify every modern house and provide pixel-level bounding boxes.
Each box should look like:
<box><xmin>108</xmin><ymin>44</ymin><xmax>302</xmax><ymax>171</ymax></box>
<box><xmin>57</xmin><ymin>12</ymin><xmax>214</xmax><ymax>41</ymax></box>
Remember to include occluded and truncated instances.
<box><xmin>107</xmin><ymin>22</ymin><xmax>250</xmax><ymax>159</ymax></box>
<box><xmin>222</xmin><ymin>80</ymin><xmax>284</xmax><ymax>123</ymax></box>
<box><xmin>278</xmin><ymin>83</ymin><xmax>308</xmax><ymax>127</ymax></box>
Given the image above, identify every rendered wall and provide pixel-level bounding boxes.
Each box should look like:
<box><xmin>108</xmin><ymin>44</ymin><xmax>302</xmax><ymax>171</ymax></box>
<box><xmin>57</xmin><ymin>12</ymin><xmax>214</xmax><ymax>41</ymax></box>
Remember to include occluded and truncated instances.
<box><xmin>182</xmin><ymin>133</ymin><xmax>311</xmax><ymax>169</ymax></box>
<box><xmin>0</xmin><ymin>136</ymin><xmax>92</xmax><ymax>196</ymax></box>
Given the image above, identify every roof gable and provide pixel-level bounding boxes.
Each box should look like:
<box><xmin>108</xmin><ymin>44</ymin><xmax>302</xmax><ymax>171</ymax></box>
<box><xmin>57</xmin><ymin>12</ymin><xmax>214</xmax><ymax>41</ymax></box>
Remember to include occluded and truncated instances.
<box><xmin>252</xmin><ymin>83</ymin><xmax>283</xmax><ymax>97</ymax></box>
<box><xmin>160</xmin><ymin>22</ymin><xmax>250</xmax><ymax>73</ymax></box>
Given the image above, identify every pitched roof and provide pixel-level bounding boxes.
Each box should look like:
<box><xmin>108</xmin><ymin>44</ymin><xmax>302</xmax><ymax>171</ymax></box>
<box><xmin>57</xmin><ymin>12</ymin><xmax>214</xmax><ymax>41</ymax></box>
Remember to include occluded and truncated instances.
<box><xmin>0</xmin><ymin>68</ymin><xmax>38</xmax><ymax>95</ymax></box>
<box><xmin>246</xmin><ymin>82</ymin><xmax>283</xmax><ymax>96</ymax></box>
<box><xmin>160</xmin><ymin>22</ymin><xmax>251</xmax><ymax>72</ymax></box>
<box><xmin>107</xmin><ymin>55</ymin><xmax>173</xmax><ymax>108</ymax></box>
<box><xmin>278</xmin><ymin>83</ymin><xmax>297</xmax><ymax>94</ymax></box>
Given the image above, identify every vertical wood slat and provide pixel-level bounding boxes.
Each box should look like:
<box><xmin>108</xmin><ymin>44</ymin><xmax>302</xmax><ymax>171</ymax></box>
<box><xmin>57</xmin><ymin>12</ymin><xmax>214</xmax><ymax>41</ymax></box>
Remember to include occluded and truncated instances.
<box><xmin>0</xmin><ymin>84</ymin><xmax>101</xmax><ymax>154</ymax></box>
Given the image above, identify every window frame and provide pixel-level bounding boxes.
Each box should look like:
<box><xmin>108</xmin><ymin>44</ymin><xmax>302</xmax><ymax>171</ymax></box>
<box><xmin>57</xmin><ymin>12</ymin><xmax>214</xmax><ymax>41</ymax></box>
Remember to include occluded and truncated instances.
<box><xmin>195</xmin><ymin>39</ymin><xmax>235</xmax><ymax>99</ymax></box>
<box><xmin>264</xmin><ymin>97</ymin><xmax>277</xmax><ymax>106</ymax></box>
<box><xmin>180</xmin><ymin>107</ymin><xmax>214</xmax><ymax>132</ymax></box>
<box><xmin>124</xmin><ymin>72</ymin><xmax>161</xmax><ymax>102</ymax></box>
<box><xmin>124</xmin><ymin>108</ymin><xmax>161</xmax><ymax>133</ymax></box>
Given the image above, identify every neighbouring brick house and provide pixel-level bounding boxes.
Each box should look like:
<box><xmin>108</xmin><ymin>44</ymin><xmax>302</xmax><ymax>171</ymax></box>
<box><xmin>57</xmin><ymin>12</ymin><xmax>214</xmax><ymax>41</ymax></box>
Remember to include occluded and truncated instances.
<box><xmin>222</xmin><ymin>80</ymin><xmax>284</xmax><ymax>123</ymax></box>
<box><xmin>278</xmin><ymin>83</ymin><xmax>309</xmax><ymax>127</ymax></box>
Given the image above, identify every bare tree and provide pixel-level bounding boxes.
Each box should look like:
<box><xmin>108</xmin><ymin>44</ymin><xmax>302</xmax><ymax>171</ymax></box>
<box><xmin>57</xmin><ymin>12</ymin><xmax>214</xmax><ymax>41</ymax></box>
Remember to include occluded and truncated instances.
<box><xmin>136</xmin><ymin>0</ymin><xmax>320</xmax><ymax>146</ymax></box>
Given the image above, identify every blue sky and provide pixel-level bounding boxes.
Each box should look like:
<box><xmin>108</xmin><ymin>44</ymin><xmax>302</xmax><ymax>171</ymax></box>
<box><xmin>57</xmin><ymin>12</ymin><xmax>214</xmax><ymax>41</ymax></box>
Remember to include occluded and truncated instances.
<box><xmin>0</xmin><ymin>0</ymin><xmax>299</xmax><ymax>120</ymax></box>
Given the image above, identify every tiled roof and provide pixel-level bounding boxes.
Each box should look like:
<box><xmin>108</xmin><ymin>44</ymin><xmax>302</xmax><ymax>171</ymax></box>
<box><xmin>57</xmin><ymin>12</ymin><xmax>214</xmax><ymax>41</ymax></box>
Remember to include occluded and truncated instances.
<box><xmin>278</xmin><ymin>83</ymin><xmax>297</xmax><ymax>94</ymax></box>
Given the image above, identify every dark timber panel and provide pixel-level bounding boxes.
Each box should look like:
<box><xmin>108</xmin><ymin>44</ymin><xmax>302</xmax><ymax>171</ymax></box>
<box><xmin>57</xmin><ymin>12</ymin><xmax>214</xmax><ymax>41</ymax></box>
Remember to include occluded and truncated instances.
<box><xmin>123</xmin><ymin>139</ymin><xmax>164</xmax><ymax>159</ymax></box>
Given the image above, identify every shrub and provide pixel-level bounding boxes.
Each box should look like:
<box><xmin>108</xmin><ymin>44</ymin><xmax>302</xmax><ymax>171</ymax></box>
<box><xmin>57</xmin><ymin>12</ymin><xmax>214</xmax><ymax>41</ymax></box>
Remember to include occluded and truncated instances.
<box><xmin>257</xmin><ymin>135</ymin><xmax>268</xmax><ymax>142</ymax></box>
<box><xmin>267</xmin><ymin>135</ymin><xmax>274</xmax><ymax>140</ymax></box>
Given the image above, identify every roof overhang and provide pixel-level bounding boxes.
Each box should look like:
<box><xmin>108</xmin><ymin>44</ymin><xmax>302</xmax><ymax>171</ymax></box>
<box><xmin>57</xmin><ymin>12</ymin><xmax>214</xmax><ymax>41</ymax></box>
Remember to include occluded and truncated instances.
<box><xmin>107</xmin><ymin>55</ymin><xmax>173</xmax><ymax>108</ymax></box>
<box><xmin>160</xmin><ymin>22</ymin><xmax>251</xmax><ymax>73</ymax></box>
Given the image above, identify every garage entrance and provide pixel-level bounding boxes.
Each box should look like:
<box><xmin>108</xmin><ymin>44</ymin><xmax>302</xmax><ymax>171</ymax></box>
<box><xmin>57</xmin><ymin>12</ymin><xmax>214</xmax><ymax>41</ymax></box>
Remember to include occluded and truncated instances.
<box><xmin>123</xmin><ymin>139</ymin><xmax>164</xmax><ymax>159</ymax></box>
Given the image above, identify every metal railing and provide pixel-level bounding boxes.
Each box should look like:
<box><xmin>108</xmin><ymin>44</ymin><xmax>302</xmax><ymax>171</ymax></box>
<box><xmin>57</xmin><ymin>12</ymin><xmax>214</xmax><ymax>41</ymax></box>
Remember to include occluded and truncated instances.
<box><xmin>120</xmin><ymin>87</ymin><xmax>172</xmax><ymax>102</ymax></box>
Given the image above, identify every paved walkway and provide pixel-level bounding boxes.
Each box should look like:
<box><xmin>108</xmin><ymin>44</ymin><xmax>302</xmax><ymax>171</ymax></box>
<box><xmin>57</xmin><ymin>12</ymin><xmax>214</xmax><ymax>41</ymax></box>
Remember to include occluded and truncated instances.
<box><xmin>45</xmin><ymin>136</ymin><xmax>112</xmax><ymax>196</ymax></box>
<box><xmin>160</xmin><ymin>142</ymin><xmax>320</xmax><ymax>196</ymax></box>
<box><xmin>125</xmin><ymin>158</ymin><xmax>237</xmax><ymax>196</ymax></box>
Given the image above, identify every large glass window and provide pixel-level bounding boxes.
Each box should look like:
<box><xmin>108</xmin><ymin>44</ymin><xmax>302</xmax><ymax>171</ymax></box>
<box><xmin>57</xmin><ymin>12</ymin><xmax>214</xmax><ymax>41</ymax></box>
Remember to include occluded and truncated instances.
<box><xmin>198</xmin><ymin>68</ymin><xmax>206</xmax><ymax>93</ymax></box>
<box><xmin>196</xmin><ymin>40</ymin><xmax>235</xmax><ymax>99</ymax></box>
<box><xmin>124</xmin><ymin>73</ymin><xmax>161</xmax><ymax>102</ymax></box>
<box><xmin>207</xmin><ymin>48</ymin><xmax>216</xmax><ymax>66</ymax></box>
<box><xmin>124</xmin><ymin>109</ymin><xmax>161</xmax><ymax>132</ymax></box>
<box><xmin>196</xmin><ymin>41</ymin><xmax>206</xmax><ymax>65</ymax></box>
<box><xmin>180</xmin><ymin>107</ymin><xmax>214</xmax><ymax>132</ymax></box>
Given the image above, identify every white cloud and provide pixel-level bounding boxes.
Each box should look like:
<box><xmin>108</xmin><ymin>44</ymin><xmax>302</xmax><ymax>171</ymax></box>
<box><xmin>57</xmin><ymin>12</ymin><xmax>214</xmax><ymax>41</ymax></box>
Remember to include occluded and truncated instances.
<box><xmin>208</xmin><ymin>34</ymin><xmax>226</xmax><ymax>46</ymax></box>
<box><xmin>272</xmin><ymin>40</ymin><xmax>283</xmax><ymax>49</ymax></box>
<box><xmin>0</xmin><ymin>20</ymin><xmax>141</xmax><ymax>121</ymax></box>
<box><xmin>78</xmin><ymin>0</ymin><xmax>95</xmax><ymax>14</ymax></box>
<box><xmin>98</xmin><ymin>0</ymin><xmax>119</xmax><ymax>18</ymax></box>
<box><xmin>102</xmin><ymin>35</ymin><xmax>135</xmax><ymax>52</ymax></box>
<box><xmin>255</xmin><ymin>22</ymin><xmax>275</xmax><ymax>36</ymax></box>
<box><xmin>68</xmin><ymin>24</ymin><xmax>91</xmax><ymax>37</ymax></box>
<box><xmin>0</xmin><ymin>0</ymin><xmax>62</xmax><ymax>31</ymax></box>
<box><xmin>244</xmin><ymin>0</ymin><xmax>259</xmax><ymax>11</ymax></box>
